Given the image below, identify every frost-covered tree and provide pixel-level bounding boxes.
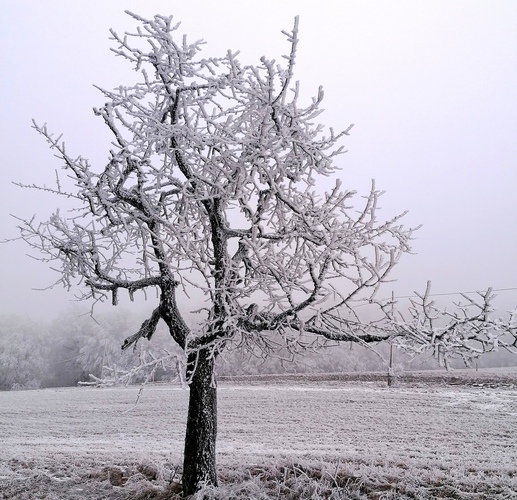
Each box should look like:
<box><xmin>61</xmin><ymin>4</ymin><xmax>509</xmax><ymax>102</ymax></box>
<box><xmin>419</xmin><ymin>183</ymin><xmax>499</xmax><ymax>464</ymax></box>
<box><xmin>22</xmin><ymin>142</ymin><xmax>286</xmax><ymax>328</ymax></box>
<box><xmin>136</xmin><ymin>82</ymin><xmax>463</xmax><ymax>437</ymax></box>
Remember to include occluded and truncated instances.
<box><xmin>0</xmin><ymin>316</ymin><xmax>49</xmax><ymax>390</ymax></box>
<box><xmin>16</xmin><ymin>12</ymin><xmax>517</xmax><ymax>494</ymax></box>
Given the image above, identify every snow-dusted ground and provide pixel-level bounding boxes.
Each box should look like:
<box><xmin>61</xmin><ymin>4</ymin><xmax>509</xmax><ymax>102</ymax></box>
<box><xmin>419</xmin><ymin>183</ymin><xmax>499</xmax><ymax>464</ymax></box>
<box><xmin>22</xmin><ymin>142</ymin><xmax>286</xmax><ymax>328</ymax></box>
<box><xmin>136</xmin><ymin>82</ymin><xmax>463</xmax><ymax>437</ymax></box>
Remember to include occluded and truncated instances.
<box><xmin>1</xmin><ymin>369</ymin><xmax>517</xmax><ymax>498</ymax></box>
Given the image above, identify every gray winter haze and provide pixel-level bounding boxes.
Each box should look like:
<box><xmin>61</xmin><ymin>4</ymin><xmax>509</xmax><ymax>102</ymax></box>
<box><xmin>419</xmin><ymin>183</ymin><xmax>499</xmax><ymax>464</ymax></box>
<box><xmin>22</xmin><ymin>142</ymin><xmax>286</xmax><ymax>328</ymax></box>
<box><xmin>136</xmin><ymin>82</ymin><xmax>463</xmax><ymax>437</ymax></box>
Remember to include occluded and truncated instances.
<box><xmin>1</xmin><ymin>0</ymin><xmax>517</xmax><ymax>320</ymax></box>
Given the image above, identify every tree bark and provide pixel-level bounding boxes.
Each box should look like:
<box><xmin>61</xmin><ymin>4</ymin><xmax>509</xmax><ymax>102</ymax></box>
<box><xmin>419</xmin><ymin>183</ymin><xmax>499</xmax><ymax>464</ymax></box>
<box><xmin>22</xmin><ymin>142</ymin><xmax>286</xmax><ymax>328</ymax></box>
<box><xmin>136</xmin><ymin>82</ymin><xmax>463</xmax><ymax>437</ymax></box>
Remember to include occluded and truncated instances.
<box><xmin>182</xmin><ymin>349</ymin><xmax>218</xmax><ymax>495</ymax></box>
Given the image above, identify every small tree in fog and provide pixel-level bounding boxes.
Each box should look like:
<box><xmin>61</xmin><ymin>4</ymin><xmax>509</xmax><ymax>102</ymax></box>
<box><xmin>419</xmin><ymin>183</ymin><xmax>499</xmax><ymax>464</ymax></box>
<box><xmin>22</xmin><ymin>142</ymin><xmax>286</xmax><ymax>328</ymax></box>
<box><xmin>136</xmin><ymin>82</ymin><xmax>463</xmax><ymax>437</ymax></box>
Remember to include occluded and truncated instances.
<box><xmin>17</xmin><ymin>12</ymin><xmax>517</xmax><ymax>494</ymax></box>
<box><xmin>0</xmin><ymin>316</ymin><xmax>49</xmax><ymax>390</ymax></box>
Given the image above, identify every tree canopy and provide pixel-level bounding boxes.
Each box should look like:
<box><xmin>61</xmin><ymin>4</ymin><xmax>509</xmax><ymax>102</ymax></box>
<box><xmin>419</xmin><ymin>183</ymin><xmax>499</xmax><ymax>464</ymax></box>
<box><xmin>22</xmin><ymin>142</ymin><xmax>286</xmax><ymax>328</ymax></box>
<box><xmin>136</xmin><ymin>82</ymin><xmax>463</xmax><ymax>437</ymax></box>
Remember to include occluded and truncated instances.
<box><xmin>19</xmin><ymin>14</ymin><xmax>417</xmax><ymax>356</ymax></box>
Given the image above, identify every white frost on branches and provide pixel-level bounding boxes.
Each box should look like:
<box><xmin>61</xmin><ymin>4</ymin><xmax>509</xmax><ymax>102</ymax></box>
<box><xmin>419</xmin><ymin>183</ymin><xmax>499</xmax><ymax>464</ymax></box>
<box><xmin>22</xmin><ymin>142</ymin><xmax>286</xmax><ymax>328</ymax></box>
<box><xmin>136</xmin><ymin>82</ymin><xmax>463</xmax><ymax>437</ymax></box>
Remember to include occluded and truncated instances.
<box><xmin>15</xmin><ymin>12</ymin><xmax>517</xmax><ymax>372</ymax></box>
<box><xmin>386</xmin><ymin>282</ymin><xmax>517</xmax><ymax>368</ymax></box>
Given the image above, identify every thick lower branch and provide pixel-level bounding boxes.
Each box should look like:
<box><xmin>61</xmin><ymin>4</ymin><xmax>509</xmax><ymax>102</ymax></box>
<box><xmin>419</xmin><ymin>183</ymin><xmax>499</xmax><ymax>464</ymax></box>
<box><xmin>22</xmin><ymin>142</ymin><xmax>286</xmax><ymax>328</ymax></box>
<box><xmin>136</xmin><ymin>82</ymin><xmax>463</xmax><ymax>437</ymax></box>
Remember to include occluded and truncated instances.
<box><xmin>87</xmin><ymin>276</ymin><xmax>162</xmax><ymax>305</ymax></box>
<box><xmin>122</xmin><ymin>307</ymin><xmax>161</xmax><ymax>350</ymax></box>
<box><xmin>158</xmin><ymin>277</ymin><xmax>190</xmax><ymax>349</ymax></box>
<box><xmin>238</xmin><ymin>314</ymin><xmax>389</xmax><ymax>344</ymax></box>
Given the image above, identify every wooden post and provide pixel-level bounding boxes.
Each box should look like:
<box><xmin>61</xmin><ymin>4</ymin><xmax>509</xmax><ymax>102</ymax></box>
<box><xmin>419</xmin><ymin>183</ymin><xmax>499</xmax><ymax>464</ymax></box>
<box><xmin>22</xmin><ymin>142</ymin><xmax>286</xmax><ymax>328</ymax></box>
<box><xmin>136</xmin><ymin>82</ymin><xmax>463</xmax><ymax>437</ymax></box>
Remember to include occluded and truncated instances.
<box><xmin>387</xmin><ymin>342</ymin><xmax>398</xmax><ymax>387</ymax></box>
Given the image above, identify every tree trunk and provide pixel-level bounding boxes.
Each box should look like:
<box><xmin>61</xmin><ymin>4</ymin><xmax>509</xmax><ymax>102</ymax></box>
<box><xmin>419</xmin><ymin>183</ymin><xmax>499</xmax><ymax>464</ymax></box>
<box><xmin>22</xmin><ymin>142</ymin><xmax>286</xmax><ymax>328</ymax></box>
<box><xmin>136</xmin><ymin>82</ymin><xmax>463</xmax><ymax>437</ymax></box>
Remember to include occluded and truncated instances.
<box><xmin>182</xmin><ymin>349</ymin><xmax>218</xmax><ymax>495</ymax></box>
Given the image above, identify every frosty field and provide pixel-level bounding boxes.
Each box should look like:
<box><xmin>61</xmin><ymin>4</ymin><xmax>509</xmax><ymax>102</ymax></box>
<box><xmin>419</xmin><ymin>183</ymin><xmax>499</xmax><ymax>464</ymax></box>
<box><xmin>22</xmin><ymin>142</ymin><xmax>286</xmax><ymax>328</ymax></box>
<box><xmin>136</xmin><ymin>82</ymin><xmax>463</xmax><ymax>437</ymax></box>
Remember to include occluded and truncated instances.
<box><xmin>1</xmin><ymin>371</ymin><xmax>517</xmax><ymax>499</ymax></box>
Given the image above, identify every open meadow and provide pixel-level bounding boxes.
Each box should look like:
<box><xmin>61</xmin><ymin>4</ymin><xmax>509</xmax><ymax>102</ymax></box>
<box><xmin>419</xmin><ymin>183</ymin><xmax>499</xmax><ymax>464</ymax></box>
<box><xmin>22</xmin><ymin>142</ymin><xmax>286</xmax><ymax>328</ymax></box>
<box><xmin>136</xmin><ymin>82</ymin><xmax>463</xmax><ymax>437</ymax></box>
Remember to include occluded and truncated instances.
<box><xmin>1</xmin><ymin>369</ymin><xmax>517</xmax><ymax>499</ymax></box>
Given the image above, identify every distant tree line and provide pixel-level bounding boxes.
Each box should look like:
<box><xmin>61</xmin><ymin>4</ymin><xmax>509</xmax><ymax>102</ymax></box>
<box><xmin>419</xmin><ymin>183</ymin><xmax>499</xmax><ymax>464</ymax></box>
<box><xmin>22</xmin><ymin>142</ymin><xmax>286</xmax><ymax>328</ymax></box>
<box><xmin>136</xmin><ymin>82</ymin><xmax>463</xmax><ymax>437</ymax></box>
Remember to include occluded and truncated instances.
<box><xmin>0</xmin><ymin>309</ymin><xmax>182</xmax><ymax>391</ymax></box>
<box><xmin>1</xmin><ymin>309</ymin><xmax>515</xmax><ymax>391</ymax></box>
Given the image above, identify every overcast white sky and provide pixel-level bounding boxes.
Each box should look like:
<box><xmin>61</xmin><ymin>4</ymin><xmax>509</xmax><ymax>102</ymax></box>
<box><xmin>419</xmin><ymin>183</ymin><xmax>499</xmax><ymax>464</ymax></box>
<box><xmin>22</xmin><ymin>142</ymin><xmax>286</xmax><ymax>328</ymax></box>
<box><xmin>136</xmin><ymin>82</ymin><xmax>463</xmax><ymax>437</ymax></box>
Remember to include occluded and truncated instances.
<box><xmin>1</xmin><ymin>0</ymin><xmax>517</xmax><ymax>319</ymax></box>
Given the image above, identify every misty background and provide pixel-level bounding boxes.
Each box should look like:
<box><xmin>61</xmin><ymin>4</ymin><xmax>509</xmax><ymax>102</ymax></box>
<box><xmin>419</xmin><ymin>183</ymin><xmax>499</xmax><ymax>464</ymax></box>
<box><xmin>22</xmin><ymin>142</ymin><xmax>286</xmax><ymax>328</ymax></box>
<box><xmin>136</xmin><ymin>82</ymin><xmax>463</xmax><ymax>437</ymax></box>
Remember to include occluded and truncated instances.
<box><xmin>1</xmin><ymin>1</ymin><xmax>517</xmax><ymax>386</ymax></box>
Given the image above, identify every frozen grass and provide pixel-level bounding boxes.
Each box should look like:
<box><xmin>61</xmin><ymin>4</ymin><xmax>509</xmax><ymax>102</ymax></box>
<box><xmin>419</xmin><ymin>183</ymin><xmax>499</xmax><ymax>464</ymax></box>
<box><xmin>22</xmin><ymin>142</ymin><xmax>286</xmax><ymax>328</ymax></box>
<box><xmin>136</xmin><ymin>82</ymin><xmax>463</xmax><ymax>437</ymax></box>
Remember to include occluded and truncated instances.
<box><xmin>1</xmin><ymin>369</ymin><xmax>517</xmax><ymax>498</ymax></box>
